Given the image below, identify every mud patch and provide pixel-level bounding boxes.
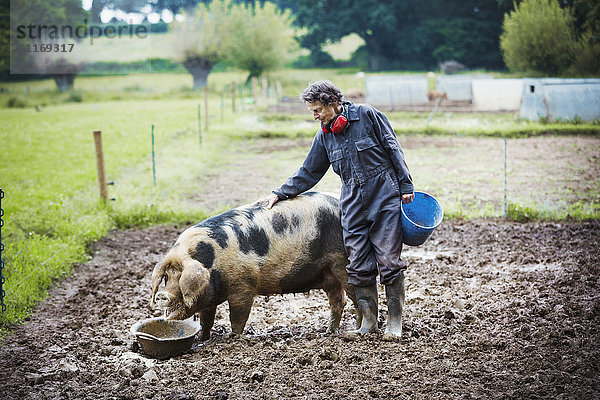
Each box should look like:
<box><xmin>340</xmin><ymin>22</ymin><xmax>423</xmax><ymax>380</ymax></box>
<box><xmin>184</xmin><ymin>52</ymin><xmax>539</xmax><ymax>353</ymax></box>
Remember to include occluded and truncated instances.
<box><xmin>0</xmin><ymin>220</ymin><xmax>599</xmax><ymax>399</ymax></box>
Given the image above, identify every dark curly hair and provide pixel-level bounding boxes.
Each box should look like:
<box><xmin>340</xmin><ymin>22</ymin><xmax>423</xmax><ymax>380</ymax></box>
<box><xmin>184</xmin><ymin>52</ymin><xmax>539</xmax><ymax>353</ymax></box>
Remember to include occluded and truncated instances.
<box><xmin>300</xmin><ymin>80</ymin><xmax>343</xmax><ymax>106</ymax></box>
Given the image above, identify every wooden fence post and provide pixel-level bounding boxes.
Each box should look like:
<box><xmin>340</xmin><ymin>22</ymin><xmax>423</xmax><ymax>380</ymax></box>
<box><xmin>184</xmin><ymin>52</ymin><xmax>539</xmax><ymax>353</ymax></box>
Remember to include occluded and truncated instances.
<box><xmin>231</xmin><ymin>82</ymin><xmax>236</xmax><ymax>112</ymax></box>
<box><xmin>93</xmin><ymin>131</ymin><xmax>108</xmax><ymax>203</ymax></box>
<box><xmin>203</xmin><ymin>86</ymin><xmax>209</xmax><ymax>131</ymax></box>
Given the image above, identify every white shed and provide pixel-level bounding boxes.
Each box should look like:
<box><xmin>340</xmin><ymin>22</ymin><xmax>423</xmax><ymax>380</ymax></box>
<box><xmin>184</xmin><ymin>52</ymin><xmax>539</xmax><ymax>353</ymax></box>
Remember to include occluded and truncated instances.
<box><xmin>365</xmin><ymin>76</ymin><xmax>428</xmax><ymax>107</ymax></box>
<box><xmin>520</xmin><ymin>78</ymin><xmax>600</xmax><ymax>121</ymax></box>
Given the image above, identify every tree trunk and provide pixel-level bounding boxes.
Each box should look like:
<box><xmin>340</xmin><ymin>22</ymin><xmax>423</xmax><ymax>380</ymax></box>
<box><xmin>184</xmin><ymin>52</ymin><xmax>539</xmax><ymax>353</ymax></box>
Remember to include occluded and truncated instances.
<box><xmin>182</xmin><ymin>57</ymin><xmax>214</xmax><ymax>90</ymax></box>
<box><xmin>365</xmin><ymin>38</ymin><xmax>389</xmax><ymax>72</ymax></box>
<box><xmin>52</xmin><ymin>74</ymin><xmax>76</xmax><ymax>91</ymax></box>
<box><xmin>91</xmin><ymin>0</ymin><xmax>103</xmax><ymax>24</ymax></box>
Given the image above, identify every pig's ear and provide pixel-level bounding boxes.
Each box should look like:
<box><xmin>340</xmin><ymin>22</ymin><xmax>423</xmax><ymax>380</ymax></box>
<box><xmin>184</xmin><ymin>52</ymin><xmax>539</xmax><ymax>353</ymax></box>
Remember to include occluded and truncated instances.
<box><xmin>151</xmin><ymin>261</ymin><xmax>166</xmax><ymax>305</ymax></box>
<box><xmin>180</xmin><ymin>259</ymin><xmax>210</xmax><ymax>309</ymax></box>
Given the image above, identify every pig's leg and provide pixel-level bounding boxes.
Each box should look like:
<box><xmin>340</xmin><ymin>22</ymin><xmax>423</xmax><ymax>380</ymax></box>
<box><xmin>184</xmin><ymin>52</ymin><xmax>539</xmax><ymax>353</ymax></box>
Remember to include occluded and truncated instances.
<box><xmin>344</xmin><ymin>283</ymin><xmax>362</xmax><ymax>329</ymax></box>
<box><xmin>322</xmin><ymin>268</ymin><xmax>346</xmax><ymax>333</ymax></box>
<box><xmin>200</xmin><ymin>306</ymin><xmax>216</xmax><ymax>341</ymax></box>
<box><xmin>228</xmin><ymin>297</ymin><xmax>254</xmax><ymax>335</ymax></box>
<box><xmin>330</xmin><ymin>261</ymin><xmax>362</xmax><ymax>328</ymax></box>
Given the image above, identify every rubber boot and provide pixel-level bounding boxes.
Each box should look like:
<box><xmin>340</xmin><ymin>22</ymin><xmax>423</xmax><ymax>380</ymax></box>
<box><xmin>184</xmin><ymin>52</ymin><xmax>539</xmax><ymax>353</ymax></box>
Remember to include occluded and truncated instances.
<box><xmin>343</xmin><ymin>284</ymin><xmax>378</xmax><ymax>339</ymax></box>
<box><xmin>383</xmin><ymin>272</ymin><xmax>405</xmax><ymax>341</ymax></box>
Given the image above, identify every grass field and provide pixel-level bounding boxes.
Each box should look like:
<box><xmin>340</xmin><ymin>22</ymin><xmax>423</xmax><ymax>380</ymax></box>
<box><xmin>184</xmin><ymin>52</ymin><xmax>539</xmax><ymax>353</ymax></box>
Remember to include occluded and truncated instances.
<box><xmin>1</xmin><ymin>69</ymin><xmax>599</xmax><ymax>331</ymax></box>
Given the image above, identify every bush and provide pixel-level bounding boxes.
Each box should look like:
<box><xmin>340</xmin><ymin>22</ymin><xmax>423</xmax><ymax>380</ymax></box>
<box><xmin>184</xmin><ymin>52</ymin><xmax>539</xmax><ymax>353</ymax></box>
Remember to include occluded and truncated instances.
<box><xmin>571</xmin><ymin>32</ymin><xmax>600</xmax><ymax>75</ymax></box>
<box><xmin>6</xmin><ymin>97</ymin><xmax>27</xmax><ymax>108</ymax></box>
<box><xmin>67</xmin><ymin>90</ymin><xmax>83</xmax><ymax>103</ymax></box>
<box><xmin>500</xmin><ymin>0</ymin><xmax>577</xmax><ymax>75</ymax></box>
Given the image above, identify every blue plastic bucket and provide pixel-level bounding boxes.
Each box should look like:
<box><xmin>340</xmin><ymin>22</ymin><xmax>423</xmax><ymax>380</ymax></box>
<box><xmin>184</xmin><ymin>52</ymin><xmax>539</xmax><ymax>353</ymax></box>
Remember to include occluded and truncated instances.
<box><xmin>401</xmin><ymin>191</ymin><xmax>443</xmax><ymax>246</ymax></box>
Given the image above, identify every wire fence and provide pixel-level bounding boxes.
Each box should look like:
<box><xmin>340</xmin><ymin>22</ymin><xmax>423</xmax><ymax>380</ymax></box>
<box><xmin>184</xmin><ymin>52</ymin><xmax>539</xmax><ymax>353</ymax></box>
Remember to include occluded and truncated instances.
<box><xmin>1</xmin><ymin>188</ymin><xmax>6</xmax><ymax>312</ymax></box>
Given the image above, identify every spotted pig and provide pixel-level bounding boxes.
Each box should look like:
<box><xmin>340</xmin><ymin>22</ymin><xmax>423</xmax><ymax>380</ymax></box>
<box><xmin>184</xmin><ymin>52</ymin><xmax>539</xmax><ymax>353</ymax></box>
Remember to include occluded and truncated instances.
<box><xmin>151</xmin><ymin>191</ymin><xmax>357</xmax><ymax>339</ymax></box>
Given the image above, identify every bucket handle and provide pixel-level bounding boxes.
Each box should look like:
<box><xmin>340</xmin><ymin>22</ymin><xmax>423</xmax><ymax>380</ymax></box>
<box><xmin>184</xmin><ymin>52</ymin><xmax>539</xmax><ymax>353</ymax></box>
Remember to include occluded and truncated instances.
<box><xmin>135</xmin><ymin>332</ymin><xmax>157</xmax><ymax>342</ymax></box>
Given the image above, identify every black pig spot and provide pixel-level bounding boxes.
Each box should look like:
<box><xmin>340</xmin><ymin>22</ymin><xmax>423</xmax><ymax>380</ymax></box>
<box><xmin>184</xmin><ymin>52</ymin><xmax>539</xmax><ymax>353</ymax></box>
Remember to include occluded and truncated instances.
<box><xmin>209</xmin><ymin>269</ymin><xmax>228</xmax><ymax>303</ymax></box>
<box><xmin>280</xmin><ymin>207</ymin><xmax>342</xmax><ymax>292</ymax></box>
<box><xmin>237</xmin><ymin>206</ymin><xmax>261</xmax><ymax>221</ymax></box>
<box><xmin>271</xmin><ymin>212</ymin><xmax>289</xmax><ymax>234</ymax></box>
<box><xmin>234</xmin><ymin>225</ymin><xmax>269</xmax><ymax>257</ymax></box>
<box><xmin>280</xmin><ymin>261</ymin><xmax>324</xmax><ymax>293</ymax></box>
<box><xmin>313</xmin><ymin>207</ymin><xmax>343</xmax><ymax>255</ymax></box>
<box><xmin>194</xmin><ymin>207</ymin><xmax>269</xmax><ymax>256</ymax></box>
<box><xmin>208</xmin><ymin>226</ymin><xmax>228</xmax><ymax>249</ymax></box>
<box><xmin>193</xmin><ymin>241</ymin><xmax>215</xmax><ymax>269</ymax></box>
<box><xmin>290</xmin><ymin>214</ymin><xmax>301</xmax><ymax>231</ymax></box>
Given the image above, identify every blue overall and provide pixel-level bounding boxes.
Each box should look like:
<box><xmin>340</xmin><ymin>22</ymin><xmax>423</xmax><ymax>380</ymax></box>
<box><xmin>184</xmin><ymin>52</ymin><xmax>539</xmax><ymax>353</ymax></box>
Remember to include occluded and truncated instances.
<box><xmin>273</xmin><ymin>102</ymin><xmax>414</xmax><ymax>287</ymax></box>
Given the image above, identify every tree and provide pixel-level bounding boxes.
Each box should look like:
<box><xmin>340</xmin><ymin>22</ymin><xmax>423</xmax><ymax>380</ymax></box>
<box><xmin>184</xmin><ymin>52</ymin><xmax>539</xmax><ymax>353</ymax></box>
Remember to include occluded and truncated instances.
<box><xmin>569</xmin><ymin>0</ymin><xmax>600</xmax><ymax>74</ymax></box>
<box><xmin>500</xmin><ymin>0</ymin><xmax>577</xmax><ymax>75</ymax></box>
<box><xmin>170</xmin><ymin>0</ymin><xmax>233</xmax><ymax>89</ymax></box>
<box><xmin>227</xmin><ymin>2</ymin><xmax>297</xmax><ymax>80</ymax></box>
<box><xmin>7</xmin><ymin>0</ymin><xmax>88</xmax><ymax>88</ymax></box>
<box><xmin>290</xmin><ymin>0</ymin><xmax>511</xmax><ymax>71</ymax></box>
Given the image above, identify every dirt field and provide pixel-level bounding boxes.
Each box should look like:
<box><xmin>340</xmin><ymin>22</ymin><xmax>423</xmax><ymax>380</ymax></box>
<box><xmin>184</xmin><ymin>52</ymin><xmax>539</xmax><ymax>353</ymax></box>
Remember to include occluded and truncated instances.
<box><xmin>0</xmin><ymin>217</ymin><xmax>598</xmax><ymax>399</ymax></box>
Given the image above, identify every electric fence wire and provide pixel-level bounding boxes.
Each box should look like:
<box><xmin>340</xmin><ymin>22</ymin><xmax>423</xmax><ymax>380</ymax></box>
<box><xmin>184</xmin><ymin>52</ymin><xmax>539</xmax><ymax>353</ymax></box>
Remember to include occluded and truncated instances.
<box><xmin>1</xmin><ymin>188</ymin><xmax>6</xmax><ymax>311</ymax></box>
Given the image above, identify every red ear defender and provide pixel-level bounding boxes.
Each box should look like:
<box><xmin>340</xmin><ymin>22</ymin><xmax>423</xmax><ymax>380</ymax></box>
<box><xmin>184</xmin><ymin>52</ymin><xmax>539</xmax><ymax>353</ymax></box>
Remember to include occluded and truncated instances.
<box><xmin>322</xmin><ymin>112</ymin><xmax>348</xmax><ymax>134</ymax></box>
<box><xmin>329</xmin><ymin>114</ymin><xmax>348</xmax><ymax>134</ymax></box>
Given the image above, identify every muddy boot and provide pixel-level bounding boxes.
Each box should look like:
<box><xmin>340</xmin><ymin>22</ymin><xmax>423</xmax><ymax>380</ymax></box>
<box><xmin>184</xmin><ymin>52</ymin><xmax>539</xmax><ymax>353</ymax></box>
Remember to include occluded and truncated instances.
<box><xmin>343</xmin><ymin>285</ymin><xmax>378</xmax><ymax>339</ymax></box>
<box><xmin>383</xmin><ymin>272</ymin><xmax>405</xmax><ymax>341</ymax></box>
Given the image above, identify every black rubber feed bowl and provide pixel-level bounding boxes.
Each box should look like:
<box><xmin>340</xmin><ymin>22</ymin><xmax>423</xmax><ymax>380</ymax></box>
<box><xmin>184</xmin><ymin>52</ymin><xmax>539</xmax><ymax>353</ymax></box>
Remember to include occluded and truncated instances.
<box><xmin>130</xmin><ymin>317</ymin><xmax>201</xmax><ymax>359</ymax></box>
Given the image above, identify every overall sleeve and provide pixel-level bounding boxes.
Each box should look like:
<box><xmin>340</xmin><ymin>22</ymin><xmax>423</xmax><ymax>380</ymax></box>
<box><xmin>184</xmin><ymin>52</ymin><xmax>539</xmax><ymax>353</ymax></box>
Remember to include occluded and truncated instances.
<box><xmin>272</xmin><ymin>133</ymin><xmax>330</xmax><ymax>199</ymax></box>
<box><xmin>369</xmin><ymin>108</ymin><xmax>414</xmax><ymax>194</ymax></box>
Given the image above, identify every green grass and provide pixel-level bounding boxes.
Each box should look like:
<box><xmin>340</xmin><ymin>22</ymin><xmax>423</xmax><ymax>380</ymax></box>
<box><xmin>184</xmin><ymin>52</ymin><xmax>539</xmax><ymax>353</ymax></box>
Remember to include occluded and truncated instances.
<box><xmin>386</xmin><ymin>111</ymin><xmax>600</xmax><ymax>138</ymax></box>
<box><xmin>0</xmin><ymin>69</ymin><xmax>368</xmax><ymax>108</ymax></box>
<box><xmin>1</xmin><ymin>70</ymin><xmax>599</xmax><ymax>333</ymax></box>
<box><xmin>0</xmin><ymin>98</ymin><xmax>213</xmax><ymax>330</ymax></box>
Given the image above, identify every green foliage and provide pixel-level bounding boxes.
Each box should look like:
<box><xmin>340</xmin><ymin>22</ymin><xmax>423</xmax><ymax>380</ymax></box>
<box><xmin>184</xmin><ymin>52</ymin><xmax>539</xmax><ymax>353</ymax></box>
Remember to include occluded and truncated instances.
<box><xmin>227</xmin><ymin>2</ymin><xmax>298</xmax><ymax>79</ymax></box>
<box><xmin>6</xmin><ymin>0</ymin><xmax>90</xmax><ymax>83</ymax></box>
<box><xmin>66</xmin><ymin>89</ymin><xmax>83</xmax><ymax>102</ymax></box>
<box><xmin>500</xmin><ymin>0</ymin><xmax>577</xmax><ymax>74</ymax></box>
<box><xmin>81</xmin><ymin>58</ymin><xmax>188</xmax><ymax>75</ymax></box>
<box><xmin>292</xmin><ymin>49</ymin><xmax>337</xmax><ymax>69</ymax></box>
<box><xmin>109</xmin><ymin>204</ymin><xmax>206</xmax><ymax>230</ymax></box>
<box><xmin>507</xmin><ymin>202</ymin><xmax>543</xmax><ymax>221</ymax></box>
<box><xmin>292</xmin><ymin>0</ymin><xmax>511</xmax><ymax>71</ymax></box>
<box><xmin>170</xmin><ymin>0</ymin><xmax>233</xmax><ymax>65</ymax></box>
<box><xmin>169</xmin><ymin>0</ymin><xmax>237</xmax><ymax>88</ymax></box>
<box><xmin>6</xmin><ymin>96</ymin><xmax>26</xmax><ymax>108</ymax></box>
<box><xmin>571</xmin><ymin>31</ymin><xmax>600</xmax><ymax>75</ymax></box>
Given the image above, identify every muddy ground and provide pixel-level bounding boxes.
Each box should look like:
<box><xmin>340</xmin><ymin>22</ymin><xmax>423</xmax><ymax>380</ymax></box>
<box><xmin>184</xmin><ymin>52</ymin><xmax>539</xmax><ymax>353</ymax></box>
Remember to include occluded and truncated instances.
<box><xmin>0</xmin><ymin>219</ymin><xmax>599</xmax><ymax>399</ymax></box>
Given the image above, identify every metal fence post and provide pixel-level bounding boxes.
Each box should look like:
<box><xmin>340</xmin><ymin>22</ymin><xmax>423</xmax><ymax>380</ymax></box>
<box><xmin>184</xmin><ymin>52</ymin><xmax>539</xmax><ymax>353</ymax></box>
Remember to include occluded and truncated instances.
<box><xmin>152</xmin><ymin>125</ymin><xmax>157</xmax><ymax>186</ymax></box>
<box><xmin>504</xmin><ymin>137</ymin><xmax>508</xmax><ymax>218</ymax></box>
<box><xmin>1</xmin><ymin>188</ymin><xmax>6</xmax><ymax>312</ymax></box>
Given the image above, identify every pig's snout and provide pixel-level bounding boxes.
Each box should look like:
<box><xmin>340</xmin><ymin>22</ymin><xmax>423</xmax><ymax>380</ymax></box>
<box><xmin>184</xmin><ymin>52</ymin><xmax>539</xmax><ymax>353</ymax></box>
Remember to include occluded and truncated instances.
<box><xmin>154</xmin><ymin>291</ymin><xmax>171</xmax><ymax>307</ymax></box>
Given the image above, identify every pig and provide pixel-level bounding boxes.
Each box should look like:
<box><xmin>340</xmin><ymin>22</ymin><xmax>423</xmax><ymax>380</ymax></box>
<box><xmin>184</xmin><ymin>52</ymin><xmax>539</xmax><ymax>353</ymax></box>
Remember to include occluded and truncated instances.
<box><xmin>151</xmin><ymin>191</ymin><xmax>358</xmax><ymax>340</ymax></box>
<box><xmin>427</xmin><ymin>90</ymin><xmax>448</xmax><ymax>103</ymax></box>
<box><xmin>344</xmin><ymin>88</ymin><xmax>365</xmax><ymax>100</ymax></box>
